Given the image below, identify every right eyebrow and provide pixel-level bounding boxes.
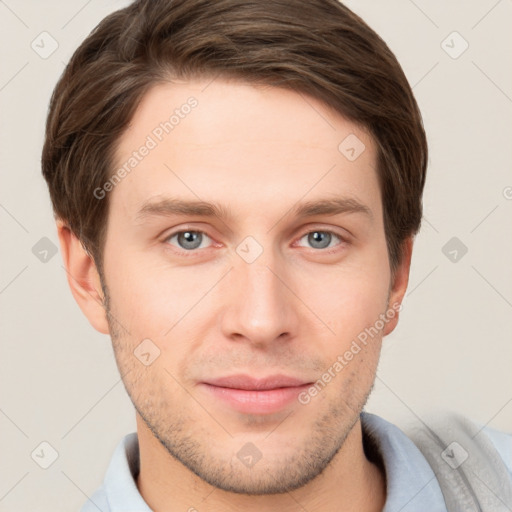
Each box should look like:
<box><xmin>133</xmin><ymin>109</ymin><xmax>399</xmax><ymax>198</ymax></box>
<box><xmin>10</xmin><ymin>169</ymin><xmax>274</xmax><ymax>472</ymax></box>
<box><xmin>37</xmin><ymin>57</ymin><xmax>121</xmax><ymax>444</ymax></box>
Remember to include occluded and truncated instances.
<box><xmin>135</xmin><ymin>197</ymin><xmax>234</xmax><ymax>223</ymax></box>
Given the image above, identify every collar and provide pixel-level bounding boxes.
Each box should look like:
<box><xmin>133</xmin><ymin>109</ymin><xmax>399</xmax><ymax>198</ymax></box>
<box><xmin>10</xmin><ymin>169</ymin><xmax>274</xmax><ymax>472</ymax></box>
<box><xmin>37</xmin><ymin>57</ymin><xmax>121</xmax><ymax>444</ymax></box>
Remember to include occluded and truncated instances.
<box><xmin>361</xmin><ymin>411</ymin><xmax>447</xmax><ymax>512</ymax></box>
<box><xmin>99</xmin><ymin>412</ymin><xmax>447</xmax><ymax>511</ymax></box>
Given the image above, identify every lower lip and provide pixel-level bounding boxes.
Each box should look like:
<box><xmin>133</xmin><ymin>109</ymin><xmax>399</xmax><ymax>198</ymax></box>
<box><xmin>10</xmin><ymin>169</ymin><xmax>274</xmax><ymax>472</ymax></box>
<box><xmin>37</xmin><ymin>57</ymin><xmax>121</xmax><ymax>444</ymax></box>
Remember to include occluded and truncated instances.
<box><xmin>200</xmin><ymin>383</ymin><xmax>311</xmax><ymax>414</ymax></box>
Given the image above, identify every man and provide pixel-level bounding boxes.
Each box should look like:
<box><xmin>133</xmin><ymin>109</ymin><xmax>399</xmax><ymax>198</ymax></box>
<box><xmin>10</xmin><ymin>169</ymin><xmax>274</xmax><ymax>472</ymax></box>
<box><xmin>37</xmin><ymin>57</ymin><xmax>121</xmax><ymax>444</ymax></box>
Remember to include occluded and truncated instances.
<box><xmin>41</xmin><ymin>0</ymin><xmax>512</xmax><ymax>510</ymax></box>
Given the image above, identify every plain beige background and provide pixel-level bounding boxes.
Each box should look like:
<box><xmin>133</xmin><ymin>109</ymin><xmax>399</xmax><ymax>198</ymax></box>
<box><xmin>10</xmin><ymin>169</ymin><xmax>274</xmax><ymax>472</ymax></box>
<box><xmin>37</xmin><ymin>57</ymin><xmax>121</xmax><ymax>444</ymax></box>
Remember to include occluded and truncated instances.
<box><xmin>1</xmin><ymin>1</ymin><xmax>511</xmax><ymax>510</ymax></box>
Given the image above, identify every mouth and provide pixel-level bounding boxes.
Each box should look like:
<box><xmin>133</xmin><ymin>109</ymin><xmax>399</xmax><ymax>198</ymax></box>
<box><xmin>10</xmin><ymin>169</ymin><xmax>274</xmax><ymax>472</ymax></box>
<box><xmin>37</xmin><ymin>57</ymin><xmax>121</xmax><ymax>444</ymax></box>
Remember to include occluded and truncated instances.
<box><xmin>199</xmin><ymin>374</ymin><xmax>312</xmax><ymax>415</ymax></box>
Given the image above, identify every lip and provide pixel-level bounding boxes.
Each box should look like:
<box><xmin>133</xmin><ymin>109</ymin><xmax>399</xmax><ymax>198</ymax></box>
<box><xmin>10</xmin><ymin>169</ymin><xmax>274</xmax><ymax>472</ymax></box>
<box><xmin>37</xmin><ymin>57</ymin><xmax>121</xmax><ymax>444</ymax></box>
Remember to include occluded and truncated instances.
<box><xmin>199</xmin><ymin>374</ymin><xmax>312</xmax><ymax>414</ymax></box>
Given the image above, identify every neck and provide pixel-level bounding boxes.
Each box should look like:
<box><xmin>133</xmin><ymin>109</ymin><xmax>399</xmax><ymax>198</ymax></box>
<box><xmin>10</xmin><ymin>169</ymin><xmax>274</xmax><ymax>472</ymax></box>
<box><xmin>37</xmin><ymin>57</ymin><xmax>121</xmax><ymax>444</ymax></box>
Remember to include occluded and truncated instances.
<box><xmin>135</xmin><ymin>415</ymin><xmax>386</xmax><ymax>512</ymax></box>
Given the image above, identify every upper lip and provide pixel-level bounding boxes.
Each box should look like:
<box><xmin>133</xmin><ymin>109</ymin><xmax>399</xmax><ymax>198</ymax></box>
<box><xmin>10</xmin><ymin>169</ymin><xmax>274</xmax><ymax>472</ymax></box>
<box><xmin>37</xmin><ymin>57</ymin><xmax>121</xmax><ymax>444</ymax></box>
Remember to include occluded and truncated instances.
<box><xmin>203</xmin><ymin>374</ymin><xmax>311</xmax><ymax>391</ymax></box>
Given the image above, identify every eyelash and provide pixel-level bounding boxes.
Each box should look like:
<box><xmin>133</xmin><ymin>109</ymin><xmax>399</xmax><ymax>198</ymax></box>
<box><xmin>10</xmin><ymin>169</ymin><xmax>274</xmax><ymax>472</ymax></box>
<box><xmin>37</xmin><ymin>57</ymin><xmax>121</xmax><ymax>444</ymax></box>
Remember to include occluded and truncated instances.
<box><xmin>163</xmin><ymin>228</ymin><xmax>348</xmax><ymax>257</ymax></box>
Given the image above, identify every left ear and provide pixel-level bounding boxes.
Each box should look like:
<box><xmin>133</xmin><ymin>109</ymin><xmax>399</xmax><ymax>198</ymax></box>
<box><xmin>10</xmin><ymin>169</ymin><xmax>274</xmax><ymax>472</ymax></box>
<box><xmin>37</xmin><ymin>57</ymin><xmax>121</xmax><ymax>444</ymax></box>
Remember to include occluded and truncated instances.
<box><xmin>382</xmin><ymin>237</ymin><xmax>413</xmax><ymax>336</ymax></box>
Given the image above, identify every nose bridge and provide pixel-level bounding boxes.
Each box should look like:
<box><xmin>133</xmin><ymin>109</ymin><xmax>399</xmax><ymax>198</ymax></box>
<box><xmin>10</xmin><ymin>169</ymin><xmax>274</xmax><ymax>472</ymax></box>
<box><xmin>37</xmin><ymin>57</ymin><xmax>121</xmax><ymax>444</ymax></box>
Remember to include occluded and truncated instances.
<box><xmin>220</xmin><ymin>240</ymin><xmax>298</xmax><ymax>345</ymax></box>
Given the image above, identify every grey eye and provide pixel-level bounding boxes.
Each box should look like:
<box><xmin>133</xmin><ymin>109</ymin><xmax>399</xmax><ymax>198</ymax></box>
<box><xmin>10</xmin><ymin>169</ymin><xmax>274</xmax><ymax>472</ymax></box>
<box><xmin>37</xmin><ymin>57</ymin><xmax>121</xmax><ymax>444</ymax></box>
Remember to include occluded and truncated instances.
<box><xmin>168</xmin><ymin>231</ymin><xmax>209</xmax><ymax>250</ymax></box>
<box><xmin>306</xmin><ymin>231</ymin><xmax>334</xmax><ymax>249</ymax></box>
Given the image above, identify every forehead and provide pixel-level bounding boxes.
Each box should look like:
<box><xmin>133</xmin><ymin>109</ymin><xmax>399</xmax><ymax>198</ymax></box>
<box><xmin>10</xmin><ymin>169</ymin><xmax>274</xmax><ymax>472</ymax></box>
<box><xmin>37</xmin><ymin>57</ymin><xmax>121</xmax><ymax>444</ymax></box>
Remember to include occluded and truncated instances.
<box><xmin>110</xmin><ymin>78</ymin><xmax>380</xmax><ymax>220</ymax></box>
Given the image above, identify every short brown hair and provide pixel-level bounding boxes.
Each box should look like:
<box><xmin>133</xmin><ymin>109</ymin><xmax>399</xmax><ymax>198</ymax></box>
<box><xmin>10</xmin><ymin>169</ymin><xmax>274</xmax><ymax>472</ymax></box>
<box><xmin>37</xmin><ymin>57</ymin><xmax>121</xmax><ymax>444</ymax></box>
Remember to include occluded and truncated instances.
<box><xmin>42</xmin><ymin>0</ymin><xmax>427</xmax><ymax>276</ymax></box>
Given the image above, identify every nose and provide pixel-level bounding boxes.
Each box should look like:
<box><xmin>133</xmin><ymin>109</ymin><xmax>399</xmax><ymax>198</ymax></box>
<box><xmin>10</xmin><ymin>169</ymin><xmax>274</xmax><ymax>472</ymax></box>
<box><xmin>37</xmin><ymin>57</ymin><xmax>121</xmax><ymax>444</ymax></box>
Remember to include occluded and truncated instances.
<box><xmin>219</xmin><ymin>246</ymin><xmax>300</xmax><ymax>348</ymax></box>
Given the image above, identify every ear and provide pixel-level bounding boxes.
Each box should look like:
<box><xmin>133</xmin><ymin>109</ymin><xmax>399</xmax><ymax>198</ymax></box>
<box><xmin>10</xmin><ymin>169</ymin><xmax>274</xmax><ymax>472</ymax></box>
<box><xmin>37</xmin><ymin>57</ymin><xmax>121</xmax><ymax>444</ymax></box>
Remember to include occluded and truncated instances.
<box><xmin>382</xmin><ymin>237</ymin><xmax>413</xmax><ymax>336</ymax></box>
<box><xmin>57</xmin><ymin>220</ymin><xmax>110</xmax><ymax>334</ymax></box>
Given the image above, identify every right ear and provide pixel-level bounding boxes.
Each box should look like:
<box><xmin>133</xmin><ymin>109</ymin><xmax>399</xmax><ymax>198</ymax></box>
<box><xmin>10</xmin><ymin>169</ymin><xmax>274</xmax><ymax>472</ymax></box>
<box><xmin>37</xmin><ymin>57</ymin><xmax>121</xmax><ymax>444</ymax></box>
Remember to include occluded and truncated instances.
<box><xmin>57</xmin><ymin>220</ymin><xmax>110</xmax><ymax>334</ymax></box>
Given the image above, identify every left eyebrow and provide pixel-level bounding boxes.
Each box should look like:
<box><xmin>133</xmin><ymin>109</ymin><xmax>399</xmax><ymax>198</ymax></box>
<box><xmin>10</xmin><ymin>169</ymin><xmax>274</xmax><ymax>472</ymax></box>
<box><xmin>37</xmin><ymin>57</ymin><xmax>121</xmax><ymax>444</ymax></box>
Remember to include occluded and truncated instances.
<box><xmin>291</xmin><ymin>197</ymin><xmax>373</xmax><ymax>220</ymax></box>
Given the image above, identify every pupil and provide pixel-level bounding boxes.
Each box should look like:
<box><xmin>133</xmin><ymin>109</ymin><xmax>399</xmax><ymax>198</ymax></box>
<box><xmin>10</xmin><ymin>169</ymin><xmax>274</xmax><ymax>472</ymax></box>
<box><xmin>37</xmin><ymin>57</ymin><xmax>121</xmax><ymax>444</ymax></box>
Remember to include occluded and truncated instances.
<box><xmin>179</xmin><ymin>231</ymin><xmax>202</xmax><ymax>249</ymax></box>
<box><xmin>309</xmin><ymin>231</ymin><xmax>331</xmax><ymax>249</ymax></box>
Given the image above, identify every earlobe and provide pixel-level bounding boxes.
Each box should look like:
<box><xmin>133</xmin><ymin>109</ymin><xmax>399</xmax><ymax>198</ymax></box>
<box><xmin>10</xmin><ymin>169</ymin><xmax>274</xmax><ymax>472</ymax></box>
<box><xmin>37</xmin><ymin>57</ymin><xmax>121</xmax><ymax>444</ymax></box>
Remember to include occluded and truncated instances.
<box><xmin>382</xmin><ymin>237</ymin><xmax>414</xmax><ymax>336</ymax></box>
<box><xmin>57</xmin><ymin>220</ymin><xmax>110</xmax><ymax>335</ymax></box>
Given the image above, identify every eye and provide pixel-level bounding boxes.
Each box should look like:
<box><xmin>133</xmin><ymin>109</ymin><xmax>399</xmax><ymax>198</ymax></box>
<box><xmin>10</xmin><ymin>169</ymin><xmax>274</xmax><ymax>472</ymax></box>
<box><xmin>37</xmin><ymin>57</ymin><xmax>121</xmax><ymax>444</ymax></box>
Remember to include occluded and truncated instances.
<box><xmin>296</xmin><ymin>230</ymin><xmax>344</xmax><ymax>250</ymax></box>
<box><xmin>163</xmin><ymin>228</ymin><xmax>346</xmax><ymax>254</ymax></box>
<box><xmin>165</xmin><ymin>230</ymin><xmax>213</xmax><ymax>251</ymax></box>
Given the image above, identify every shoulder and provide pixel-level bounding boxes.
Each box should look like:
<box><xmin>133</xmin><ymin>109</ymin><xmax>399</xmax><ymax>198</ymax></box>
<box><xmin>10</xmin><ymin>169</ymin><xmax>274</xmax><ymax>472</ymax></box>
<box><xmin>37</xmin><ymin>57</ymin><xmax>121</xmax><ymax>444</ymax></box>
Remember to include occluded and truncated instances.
<box><xmin>80</xmin><ymin>487</ymin><xmax>109</xmax><ymax>512</ymax></box>
<box><xmin>401</xmin><ymin>410</ymin><xmax>512</xmax><ymax>509</ymax></box>
<box><xmin>476</xmin><ymin>421</ymin><xmax>512</xmax><ymax>477</ymax></box>
<box><xmin>361</xmin><ymin>411</ymin><xmax>512</xmax><ymax>511</ymax></box>
<box><xmin>360</xmin><ymin>411</ymin><xmax>448</xmax><ymax>511</ymax></box>
<box><xmin>406</xmin><ymin>410</ymin><xmax>512</xmax><ymax>471</ymax></box>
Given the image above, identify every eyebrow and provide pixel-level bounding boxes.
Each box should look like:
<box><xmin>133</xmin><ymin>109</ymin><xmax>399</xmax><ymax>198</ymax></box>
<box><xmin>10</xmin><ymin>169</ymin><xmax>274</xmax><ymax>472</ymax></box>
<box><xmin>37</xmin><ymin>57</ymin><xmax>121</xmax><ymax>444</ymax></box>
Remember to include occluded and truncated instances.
<box><xmin>135</xmin><ymin>196</ymin><xmax>373</xmax><ymax>223</ymax></box>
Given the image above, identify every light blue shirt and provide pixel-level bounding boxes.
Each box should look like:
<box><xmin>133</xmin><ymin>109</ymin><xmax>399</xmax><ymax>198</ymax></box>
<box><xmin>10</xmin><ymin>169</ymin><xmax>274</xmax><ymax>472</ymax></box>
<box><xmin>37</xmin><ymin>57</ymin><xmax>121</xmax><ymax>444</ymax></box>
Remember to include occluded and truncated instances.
<box><xmin>81</xmin><ymin>412</ymin><xmax>512</xmax><ymax>512</ymax></box>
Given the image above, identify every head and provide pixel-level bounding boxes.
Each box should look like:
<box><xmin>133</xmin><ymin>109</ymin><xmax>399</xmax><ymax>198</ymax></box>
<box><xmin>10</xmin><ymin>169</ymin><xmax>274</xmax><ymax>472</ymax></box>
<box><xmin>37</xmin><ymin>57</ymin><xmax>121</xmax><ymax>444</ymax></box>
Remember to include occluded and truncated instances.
<box><xmin>42</xmin><ymin>0</ymin><xmax>427</xmax><ymax>495</ymax></box>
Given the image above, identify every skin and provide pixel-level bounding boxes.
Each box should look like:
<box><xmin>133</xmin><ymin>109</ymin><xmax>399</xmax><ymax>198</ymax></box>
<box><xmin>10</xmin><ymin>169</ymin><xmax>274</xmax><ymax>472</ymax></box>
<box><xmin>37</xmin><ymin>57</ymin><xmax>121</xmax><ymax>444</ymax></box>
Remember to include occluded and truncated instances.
<box><xmin>58</xmin><ymin>78</ymin><xmax>413</xmax><ymax>512</ymax></box>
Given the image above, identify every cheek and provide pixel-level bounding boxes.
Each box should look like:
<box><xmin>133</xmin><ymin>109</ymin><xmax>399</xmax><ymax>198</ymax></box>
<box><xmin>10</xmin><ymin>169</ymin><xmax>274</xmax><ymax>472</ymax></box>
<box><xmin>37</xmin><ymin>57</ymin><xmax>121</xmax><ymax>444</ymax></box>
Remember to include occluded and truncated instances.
<box><xmin>104</xmin><ymin>252</ymin><xmax>221</xmax><ymax>344</ymax></box>
<box><xmin>299</xmin><ymin>260</ymin><xmax>390</xmax><ymax>337</ymax></box>
<box><xmin>295</xmin><ymin>263</ymin><xmax>391</xmax><ymax>383</ymax></box>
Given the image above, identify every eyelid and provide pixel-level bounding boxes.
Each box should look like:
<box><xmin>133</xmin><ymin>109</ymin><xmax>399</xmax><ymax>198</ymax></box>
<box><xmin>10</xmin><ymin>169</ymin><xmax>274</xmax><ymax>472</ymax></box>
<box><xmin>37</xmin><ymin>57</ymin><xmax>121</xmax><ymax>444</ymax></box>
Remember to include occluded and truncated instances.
<box><xmin>295</xmin><ymin>224</ymin><xmax>352</xmax><ymax>243</ymax></box>
<box><xmin>163</xmin><ymin>228</ymin><xmax>217</xmax><ymax>250</ymax></box>
<box><xmin>293</xmin><ymin>228</ymin><xmax>349</xmax><ymax>250</ymax></box>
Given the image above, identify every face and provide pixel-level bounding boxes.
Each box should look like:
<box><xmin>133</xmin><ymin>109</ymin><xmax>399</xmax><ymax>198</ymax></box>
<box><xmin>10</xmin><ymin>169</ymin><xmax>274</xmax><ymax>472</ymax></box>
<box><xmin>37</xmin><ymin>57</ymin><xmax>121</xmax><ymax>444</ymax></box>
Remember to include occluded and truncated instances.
<box><xmin>100</xmin><ymin>78</ymin><xmax>400</xmax><ymax>494</ymax></box>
